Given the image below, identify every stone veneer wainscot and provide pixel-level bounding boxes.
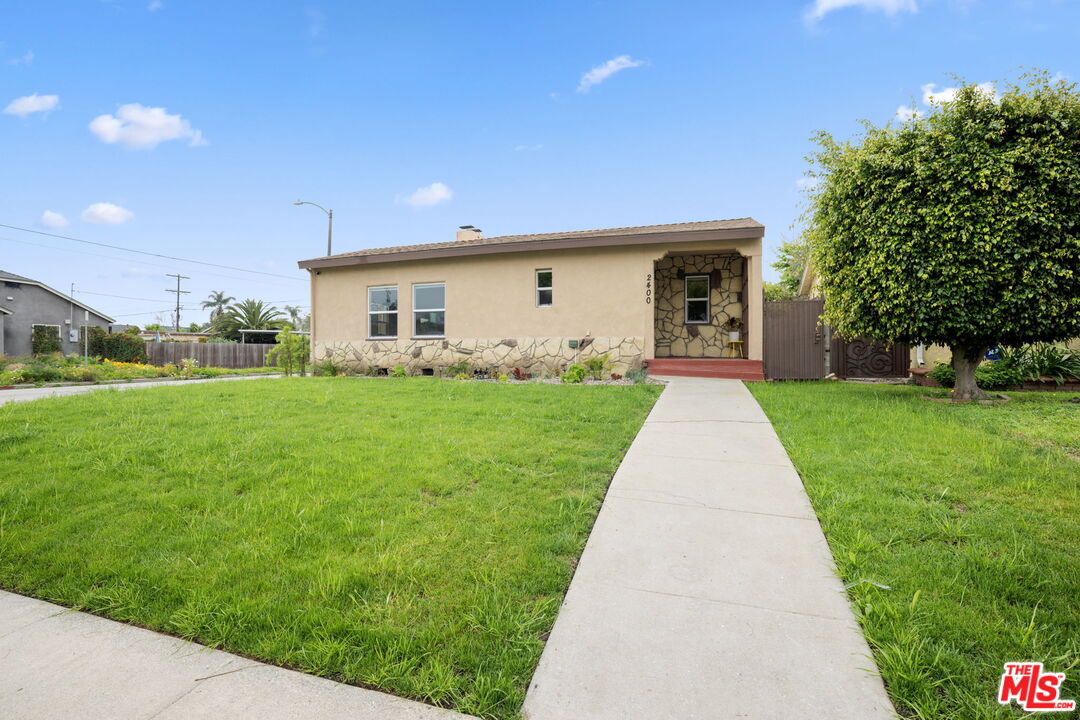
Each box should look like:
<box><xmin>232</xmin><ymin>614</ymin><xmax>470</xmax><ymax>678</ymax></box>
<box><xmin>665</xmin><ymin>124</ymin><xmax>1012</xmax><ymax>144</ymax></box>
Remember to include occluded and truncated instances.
<box><xmin>316</xmin><ymin>336</ymin><xmax>645</xmax><ymax>375</ymax></box>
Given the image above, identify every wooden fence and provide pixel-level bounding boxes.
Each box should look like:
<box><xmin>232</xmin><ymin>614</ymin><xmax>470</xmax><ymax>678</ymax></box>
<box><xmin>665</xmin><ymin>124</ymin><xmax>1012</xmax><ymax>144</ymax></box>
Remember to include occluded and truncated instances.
<box><xmin>145</xmin><ymin>342</ymin><xmax>275</xmax><ymax>369</ymax></box>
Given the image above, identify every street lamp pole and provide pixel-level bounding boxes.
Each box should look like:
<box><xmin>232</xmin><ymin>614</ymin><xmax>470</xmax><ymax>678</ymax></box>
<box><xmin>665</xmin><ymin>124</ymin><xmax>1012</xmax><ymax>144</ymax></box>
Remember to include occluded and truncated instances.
<box><xmin>294</xmin><ymin>200</ymin><xmax>333</xmax><ymax>256</ymax></box>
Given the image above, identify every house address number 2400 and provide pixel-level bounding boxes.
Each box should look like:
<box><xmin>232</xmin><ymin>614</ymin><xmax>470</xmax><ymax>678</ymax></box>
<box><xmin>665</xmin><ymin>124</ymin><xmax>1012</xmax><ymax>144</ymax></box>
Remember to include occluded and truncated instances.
<box><xmin>645</xmin><ymin>273</ymin><xmax>652</xmax><ymax>304</ymax></box>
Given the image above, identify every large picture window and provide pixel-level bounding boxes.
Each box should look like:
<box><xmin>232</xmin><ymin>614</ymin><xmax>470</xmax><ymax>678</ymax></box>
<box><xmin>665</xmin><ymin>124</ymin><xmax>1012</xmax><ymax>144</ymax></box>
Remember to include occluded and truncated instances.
<box><xmin>368</xmin><ymin>286</ymin><xmax>398</xmax><ymax>338</ymax></box>
<box><xmin>684</xmin><ymin>275</ymin><xmax>710</xmax><ymax>324</ymax></box>
<box><xmin>536</xmin><ymin>269</ymin><xmax>553</xmax><ymax>307</ymax></box>
<box><xmin>413</xmin><ymin>283</ymin><xmax>445</xmax><ymax>337</ymax></box>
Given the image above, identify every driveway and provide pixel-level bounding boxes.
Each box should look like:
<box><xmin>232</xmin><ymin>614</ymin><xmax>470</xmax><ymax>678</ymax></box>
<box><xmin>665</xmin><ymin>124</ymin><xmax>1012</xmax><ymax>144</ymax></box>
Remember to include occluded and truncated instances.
<box><xmin>522</xmin><ymin>376</ymin><xmax>896</xmax><ymax>719</ymax></box>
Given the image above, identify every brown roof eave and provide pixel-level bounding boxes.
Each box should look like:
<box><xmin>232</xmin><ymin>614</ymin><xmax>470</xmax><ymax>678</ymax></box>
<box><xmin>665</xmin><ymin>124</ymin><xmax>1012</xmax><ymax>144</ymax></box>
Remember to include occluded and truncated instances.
<box><xmin>297</xmin><ymin>226</ymin><xmax>765</xmax><ymax>270</ymax></box>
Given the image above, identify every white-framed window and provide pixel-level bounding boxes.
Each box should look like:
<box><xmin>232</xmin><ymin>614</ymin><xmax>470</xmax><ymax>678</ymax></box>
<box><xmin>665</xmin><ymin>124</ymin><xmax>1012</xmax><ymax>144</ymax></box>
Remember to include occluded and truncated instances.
<box><xmin>413</xmin><ymin>283</ymin><xmax>445</xmax><ymax>337</ymax></box>
<box><xmin>684</xmin><ymin>275</ymin><xmax>710</xmax><ymax>324</ymax></box>
<box><xmin>535</xmin><ymin>269</ymin><xmax>553</xmax><ymax>307</ymax></box>
<box><xmin>368</xmin><ymin>285</ymin><xmax>398</xmax><ymax>338</ymax></box>
<box><xmin>31</xmin><ymin>323</ymin><xmax>62</xmax><ymax>352</ymax></box>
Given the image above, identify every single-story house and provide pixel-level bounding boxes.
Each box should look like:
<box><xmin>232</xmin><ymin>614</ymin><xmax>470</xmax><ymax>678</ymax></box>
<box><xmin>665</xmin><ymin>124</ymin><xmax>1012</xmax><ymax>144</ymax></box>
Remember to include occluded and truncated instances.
<box><xmin>297</xmin><ymin>219</ymin><xmax>765</xmax><ymax>378</ymax></box>
<box><xmin>0</xmin><ymin>270</ymin><xmax>115</xmax><ymax>356</ymax></box>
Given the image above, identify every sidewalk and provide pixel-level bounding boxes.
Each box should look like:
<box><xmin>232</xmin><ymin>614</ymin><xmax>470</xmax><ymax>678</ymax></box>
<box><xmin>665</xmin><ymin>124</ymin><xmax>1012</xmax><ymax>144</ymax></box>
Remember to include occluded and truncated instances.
<box><xmin>522</xmin><ymin>376</ymin><xmax>896</xmax><ymax>719</ymax></box>
<box><xmin>0</xmin><ymin>590</ymin><xmax>471</xmax><ymax>720</ymax></box>
<box><xmin>0</xmin><ymin>374</ymin><xmax>278</xmax><ymax>406</ymax></box>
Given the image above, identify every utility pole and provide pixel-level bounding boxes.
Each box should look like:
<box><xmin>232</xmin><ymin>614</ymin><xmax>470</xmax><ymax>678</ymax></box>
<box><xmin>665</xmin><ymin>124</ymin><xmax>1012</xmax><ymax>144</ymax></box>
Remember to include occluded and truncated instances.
<box><xmin>165</xmin><ymin>274</ymin><xmax>190</xmax><ymax>331</ymax></box>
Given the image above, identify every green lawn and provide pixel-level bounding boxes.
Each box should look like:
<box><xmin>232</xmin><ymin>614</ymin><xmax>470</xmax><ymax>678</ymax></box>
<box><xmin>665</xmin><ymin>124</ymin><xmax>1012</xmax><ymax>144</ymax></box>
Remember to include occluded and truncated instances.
<box><xmin>0</xmin><ymin>378</ymin><xmax>661</xmax><ymax>719</ymax></box>
<box><xmin>749</xmin><ymin>382</ymin><xmax>1079</xmax><ymax>720</ymax></box>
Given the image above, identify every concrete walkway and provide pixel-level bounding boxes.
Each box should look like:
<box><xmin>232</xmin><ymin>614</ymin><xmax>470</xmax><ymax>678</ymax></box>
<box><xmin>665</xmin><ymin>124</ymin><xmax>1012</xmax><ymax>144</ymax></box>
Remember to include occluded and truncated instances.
<box><xmin>0</xmin><ymin>374</ymin><xmax>278</xmax><ymax>406</ymax></box>
<box><xmin>0</xmin><ymin>590</ymin><xmax>471</xmax><ymax>720</ymax></box>
<box><xmin>522</xmin><ymin>377</ymin><xmax>896</xmax><ymax>719</ymax></box>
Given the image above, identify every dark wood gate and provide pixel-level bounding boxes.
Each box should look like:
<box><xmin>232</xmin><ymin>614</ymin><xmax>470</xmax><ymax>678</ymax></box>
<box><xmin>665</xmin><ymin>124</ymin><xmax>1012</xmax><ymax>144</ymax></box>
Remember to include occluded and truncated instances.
<box><xmin>829</xmin><ymin>336</ymin><xmax>909</xmax><ymax>379</ymax></box>
<box><xmin>763</xmin><ymin>299</ymin><xmax>825</xmax><ymax>380</ymax></box>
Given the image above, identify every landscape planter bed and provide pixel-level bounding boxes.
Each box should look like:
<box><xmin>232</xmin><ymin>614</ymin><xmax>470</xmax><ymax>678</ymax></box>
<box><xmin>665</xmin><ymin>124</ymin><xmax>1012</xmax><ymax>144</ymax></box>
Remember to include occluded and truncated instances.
<box><xmin>909</xmin><ymin>367</ymin><xmax>1080</xmax><ymax>391</ymax></box>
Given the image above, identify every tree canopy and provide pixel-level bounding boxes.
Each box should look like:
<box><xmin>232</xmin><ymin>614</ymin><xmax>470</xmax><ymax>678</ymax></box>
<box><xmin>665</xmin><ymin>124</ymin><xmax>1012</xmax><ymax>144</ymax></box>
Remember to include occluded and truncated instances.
<box><xmin>212</xmin><ymin>299</ymin><xmax>285</xmax><ymax>341</ymax></box>
<box><xmin>805</xmin><ymin>72</ymin><xmax>1080</xmax><ymax>399</ymax></box>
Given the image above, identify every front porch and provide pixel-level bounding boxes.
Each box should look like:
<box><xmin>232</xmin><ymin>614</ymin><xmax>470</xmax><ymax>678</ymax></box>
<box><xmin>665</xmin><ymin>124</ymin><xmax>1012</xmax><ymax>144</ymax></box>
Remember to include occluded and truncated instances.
<box><xmin>654</xmin><ymin>252</ymin><xmax>746</xmax><ymax>358</ymax></box>
<box><xmin>649</xmin><ymin>252</ymin><xmax>764</xmax><ymax>379</ymax></box>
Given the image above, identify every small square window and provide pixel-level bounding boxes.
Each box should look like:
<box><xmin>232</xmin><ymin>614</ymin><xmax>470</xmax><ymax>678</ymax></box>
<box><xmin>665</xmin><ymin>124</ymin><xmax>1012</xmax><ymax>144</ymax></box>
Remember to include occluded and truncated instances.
<box><xmin>536</xmin><ymin>269</ymin><xmax>553</xmax><ymax>307</ymax></box>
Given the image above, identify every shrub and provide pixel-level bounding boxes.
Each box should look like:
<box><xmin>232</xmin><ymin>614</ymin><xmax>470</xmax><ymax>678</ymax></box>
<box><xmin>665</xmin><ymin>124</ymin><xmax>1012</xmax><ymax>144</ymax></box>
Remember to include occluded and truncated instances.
<box><xmin>315</xmin><ymin>358</ymin><xmax>343</xmax><ymax>376</ymax></box>
<box><xmin>625</xmin><ymin>368</ymin><xmax>648</xmax><ymax>385</ymax></box>
<box><xmin>561</xmin><ymin>364</ymin><xmax>587</xmax><ymax>384</ymax></box>
<box><xmin>497</xmin><ymin>374</ymin><xmax>509</xmax><ymax>382</ymax></box>
<box><xmin>583</xmin><ymin>353</ymin><xmax>611</xmax><ymax>381</ymax></box>
<box><xmin>88</xmin><ymin>328</ymin><xmax>149</xmax><ymax>363</ymax></box>
<box><xmin>1017</xmin><ymin>343</ymin><xmax>1080</xmax><ymax>382</ymax></box>
<box><xmin>446</xmin><ymin>359</ymin><xmax>470</xmax><ymax>376</ymax></box>
<box><xmin>928</xmin><ymin>360</ymin><xmax>1024</xmax><ymax>390</ymax></box>
<box><xmin>610</xmin><ymin>373</ymin><xmax>623</xmax><ymax>381</ymax></box>
<box><xmin>265</xmin><ymin>325</ymin><xmax>309</xmax><ymax>376</ymax></box>
<box><xmin>510</xmin><ymin>367</ymin><xmax>529</xmax><ymax>381</ymax></box>
<box><xmin>390</xmin><ymin>365</ymin><xmax>407</xmax><ymax>378</ymax></box>
<box><xmin>453</xmin><ymin>372</ymin><xmax>471</xmax><ymax>381</ymax></box>
<box><xmin>31</xmin><ymin>325</ymin><xmax>61</xmax><ymax>355</ymax></box>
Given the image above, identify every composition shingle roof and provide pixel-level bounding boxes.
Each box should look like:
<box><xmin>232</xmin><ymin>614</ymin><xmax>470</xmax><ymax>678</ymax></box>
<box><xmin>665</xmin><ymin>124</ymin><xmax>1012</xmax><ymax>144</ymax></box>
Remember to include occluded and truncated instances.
<box><xmin>0</xmin><ymin>269</ymin><xmax>36</xmax><ymax>283</ymax></box>
<box><xmin>298</xmin><ymin>218</ymin><xmax>764</xmax><ymax>268</ymax></box>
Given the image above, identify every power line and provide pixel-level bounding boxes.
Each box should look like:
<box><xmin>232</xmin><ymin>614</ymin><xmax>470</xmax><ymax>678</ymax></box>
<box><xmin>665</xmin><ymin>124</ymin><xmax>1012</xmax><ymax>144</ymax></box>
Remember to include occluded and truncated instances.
<box><xmin>75</xmin><ymin>290</ymin><xmax>168</xmax><ymax>302</ymax></box>
<box><xmin>0</xmin><ymin>234</ymin><xmax>304</xmax><ymax>288</ymax></box>
<box><xmin>0</xmin><ymin>222</ymin><xmax>306</xmax><ymax>282</ymax></box>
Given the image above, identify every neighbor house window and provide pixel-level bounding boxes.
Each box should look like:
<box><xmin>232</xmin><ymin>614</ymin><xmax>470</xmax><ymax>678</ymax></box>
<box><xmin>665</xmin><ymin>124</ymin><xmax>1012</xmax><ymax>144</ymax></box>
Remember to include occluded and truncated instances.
<box><xmin>536</xmin><ymin>269</ymin><xmax>553</xmax><ymax>307</ymax></box>
<box><xmin>368</xmin><ymin>285</ymin><xmax>398</xmax><ymax>338</ymax></box>
<box><xmin>685</xmin><ymin>275</ymin><xmax>710</xmax><ymax>324</ymax></box>
<box><xmin>413</xmin><ymin>283</ymin><xmax>445</xmax><ymax>337</ymax></box>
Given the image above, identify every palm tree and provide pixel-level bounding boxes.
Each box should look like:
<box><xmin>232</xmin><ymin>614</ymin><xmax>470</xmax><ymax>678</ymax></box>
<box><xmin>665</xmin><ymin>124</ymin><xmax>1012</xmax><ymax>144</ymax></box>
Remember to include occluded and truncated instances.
<box><xmin>201</xmin><ymin>290</ymin><xmax>235</xmax><ymax>321</ymax></box>
<box><xmin>284</xmin><ymin>305</ymin><xmax>303</xmax><ymax>327</ymax></box>
<box><xmin>213</xmin><ymin>299</ymin><xmax>285</xmax><ymax>341</ymax></box>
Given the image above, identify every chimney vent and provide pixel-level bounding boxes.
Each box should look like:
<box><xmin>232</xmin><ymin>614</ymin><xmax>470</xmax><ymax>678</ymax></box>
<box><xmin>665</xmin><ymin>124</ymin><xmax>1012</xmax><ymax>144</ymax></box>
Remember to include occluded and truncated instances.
<box><xmin>456</xmin><ymin>225</ymin><xmax>483</xmax><ymax>242</ymax></box>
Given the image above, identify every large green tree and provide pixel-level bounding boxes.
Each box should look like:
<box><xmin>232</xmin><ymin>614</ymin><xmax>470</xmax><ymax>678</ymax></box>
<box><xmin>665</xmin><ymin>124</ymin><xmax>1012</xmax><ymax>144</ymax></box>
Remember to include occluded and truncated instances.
<box><xmin>806</xmin><ymin>73</ymin><xmax>1080</xmax><ymax>400</ymax></box>
<box><xmin>212</xmin><ymin>299</ymin><xmax>285</xmax><ymax>341</ymax></box>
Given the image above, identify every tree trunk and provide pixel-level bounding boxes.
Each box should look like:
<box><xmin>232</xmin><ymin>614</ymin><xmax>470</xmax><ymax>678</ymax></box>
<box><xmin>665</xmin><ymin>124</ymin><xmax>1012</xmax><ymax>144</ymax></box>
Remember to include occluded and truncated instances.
<box><xmin>951</xmin><ymin>345</ymin><xmax>989</xmax><ymax>401</ymax></box>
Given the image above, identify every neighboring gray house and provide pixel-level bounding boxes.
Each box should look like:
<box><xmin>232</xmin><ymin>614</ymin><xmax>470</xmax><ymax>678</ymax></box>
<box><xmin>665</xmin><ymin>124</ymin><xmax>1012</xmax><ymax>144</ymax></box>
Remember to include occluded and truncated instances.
<box><xmin>0</xmin><ymin>270</ymin><xmax>115</xmax><ymax>357</ymax></box>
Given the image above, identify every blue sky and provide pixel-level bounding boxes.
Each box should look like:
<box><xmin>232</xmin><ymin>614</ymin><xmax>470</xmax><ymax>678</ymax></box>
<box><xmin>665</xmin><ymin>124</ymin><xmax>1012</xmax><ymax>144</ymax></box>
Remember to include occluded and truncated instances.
<box><xmin>2</xmin><ymin>0</ymin><xmax>1077</xmax><ymax>325</ymax></box>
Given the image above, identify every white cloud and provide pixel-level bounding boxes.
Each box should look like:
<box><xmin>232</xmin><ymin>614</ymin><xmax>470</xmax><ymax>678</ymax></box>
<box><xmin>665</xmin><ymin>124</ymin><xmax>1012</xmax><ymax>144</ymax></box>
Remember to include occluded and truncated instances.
<box><xmin>514</xmin><ymin>144</ymin><xmax>544</xmax><ymax>152</ymax></box>
<box><xmin>40</xmin><ymin>210</ymin><xmax>68</xmax><ymax>228</ymax></box>
<box><xmin>8</xmin><ymin>50</ymin><xmax>33</xmax><ymax>66</ymax></box>
<box><xmin>577</xmin><ymin>55</ymin><xmax>645</xmax><ymax>93</ymax></box>
<box><xmin>81</xmin><ymin>202</ymin><xmax>134</xmax><ymax>224</ymax></box>
<box><xmin>921</xmin><ymin>81</ymin><xmax>996</xmax><ymax>105</ymax></box>
<box><xmin>3</xmin><ymin>93</ymin><xmax>59</xmax><ymax>117</ymax></box>
<box><xmin>796</xmin><ymin>176</ymin><xmax>822</xmax><ymax>191</ymax></box>
<box><xmin>804</xmin><ymin>0</ymin><xmax>917</xmax><ymax>23</ymax></box>
<box><xmin>147</xmin><ymin>0</ymin><xmax>163</xmax><ymax>10</ymax></box>
<box><xmin>400</xmin><ymin>182</ymin><xmax>453</xmax><ymax>208</ymax></box>
<box><xmin>895</xmin><ymin>104</ymin><xmax>925</xmax><ymax>121</ymax></box>
<box><xmin>89</xmin><ymin>103</ymin><xmax>207</xmax><ymax>149</ymax></box>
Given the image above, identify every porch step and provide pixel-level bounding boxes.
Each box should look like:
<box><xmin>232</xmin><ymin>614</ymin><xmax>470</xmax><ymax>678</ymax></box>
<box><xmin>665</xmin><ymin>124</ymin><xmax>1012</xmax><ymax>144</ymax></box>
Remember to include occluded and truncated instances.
<box><xmin>647</xmin><ymin>358</ymin><xmax>765</xmax><ymax>382</ymax></box>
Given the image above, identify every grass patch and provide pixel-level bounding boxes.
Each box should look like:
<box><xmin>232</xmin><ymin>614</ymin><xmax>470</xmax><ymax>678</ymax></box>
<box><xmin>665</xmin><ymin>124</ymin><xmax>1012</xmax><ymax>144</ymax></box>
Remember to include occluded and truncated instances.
<box><xmin>749</xmin><ymin>382</ymin><xmax>1079</xmax><ymax>720</ymax></box>
<box><xmin>0</xmin><ymin>377</ymin><xmax>660</xmax><ymax>718</ymax></box>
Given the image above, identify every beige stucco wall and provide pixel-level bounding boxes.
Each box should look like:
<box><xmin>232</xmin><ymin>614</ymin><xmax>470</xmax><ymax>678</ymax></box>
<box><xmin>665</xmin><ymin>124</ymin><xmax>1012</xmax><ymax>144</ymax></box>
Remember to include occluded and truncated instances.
<box><xmin>309</xmin><ymin>237</ymin><xmax>763</xmax><ymax>371</ymax></box>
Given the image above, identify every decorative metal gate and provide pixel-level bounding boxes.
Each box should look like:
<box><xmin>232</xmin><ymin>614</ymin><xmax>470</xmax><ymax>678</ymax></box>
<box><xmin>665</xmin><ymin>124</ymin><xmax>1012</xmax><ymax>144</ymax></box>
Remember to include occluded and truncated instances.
<box><xmin>763</xmin><ymin>299</ymin><xmax>825</xmax><ymax>380</ymax></box>
<box><xmin>829</xmin><ymin>336</ymin><xmax>910</xmax><ymax>379</ymax></box>
<box><xmin>764</xmin><ymin>300</ymin><xmax>910</xmax><ymax>380</ymax></box>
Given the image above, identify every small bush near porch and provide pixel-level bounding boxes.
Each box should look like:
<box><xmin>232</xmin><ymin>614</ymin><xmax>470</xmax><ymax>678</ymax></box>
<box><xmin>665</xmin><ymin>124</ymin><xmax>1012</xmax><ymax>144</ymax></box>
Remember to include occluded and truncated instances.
<box><xmin>750</xmin><ymin>382</ymin><xmax>1079</xmax><ymax>720</ymax></box>
<box><xmin>0</xmin><ymin>378</ymin><xmax>661</xmax><ymax>719</ymax></box>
